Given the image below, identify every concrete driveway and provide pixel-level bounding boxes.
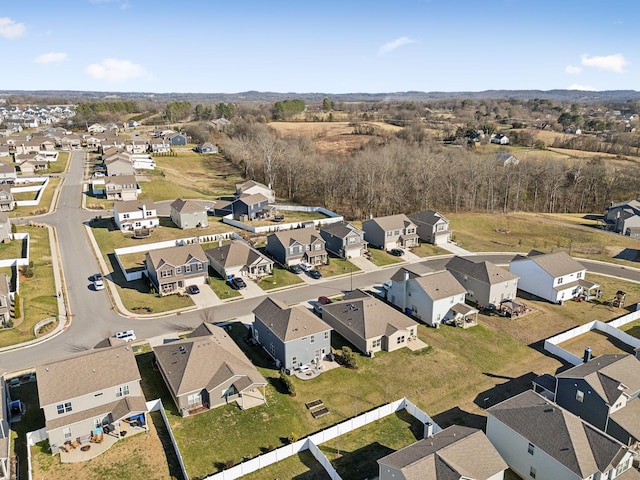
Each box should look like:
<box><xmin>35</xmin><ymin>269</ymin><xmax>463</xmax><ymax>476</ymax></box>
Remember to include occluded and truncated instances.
<box><xmin>238</xmin><ymin>278</ymin><xmax>267</xmax><ymax>300</ymax></box>
<box><xmin>189</xmin><ymin>284</ymin><xmax>223</xmax><ymax>308</ymax></box>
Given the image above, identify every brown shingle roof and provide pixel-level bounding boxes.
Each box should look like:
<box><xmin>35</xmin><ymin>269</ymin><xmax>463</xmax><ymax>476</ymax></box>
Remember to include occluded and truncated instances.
<box><xmin>114</xmin><ymin>198</ymin><xmax>156</xmax><ymax>215</ymax></box>
<box><xmin>170</xmin><ymin>198</ymin><xmax>205</xmax><ymax>214</ymax></box>
<box><xmin>206</xmin><ymin>240</ymin><xmax>271</xmax><ymax>269</ymax></box>
<box><xmin>270</xmin><ymin>227</ymin><xmax>324</xmax><ymax>248</ymax></box>
<box><xmin>364</xmin><ymin>214</ymin><xmax>415</xmax><ymax>232</ymax></box>
<box><xmin>253</xmin><ymin>297</ymin><xmax>331</xmax><ymax>342</ymax></box>
<box><xmin>146</xmin><ymin>243</ymin><xmax>207</xmax><ymax>270</ymax></box>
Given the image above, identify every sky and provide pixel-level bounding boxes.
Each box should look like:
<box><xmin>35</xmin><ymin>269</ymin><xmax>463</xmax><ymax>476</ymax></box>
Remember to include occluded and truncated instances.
<box><xmin>1</xmin><ymin>0</ymin><xmax>639</xmax><ymax>94</ymax></box>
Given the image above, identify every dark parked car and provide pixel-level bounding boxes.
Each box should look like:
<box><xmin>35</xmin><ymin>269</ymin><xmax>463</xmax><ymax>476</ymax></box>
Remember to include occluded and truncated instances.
<box><xmin>230</xmin><ymin>276</ymin><xmax>247</xmax><ymax>289</ymax></box>
<box><xmin>289</xmin><ymin>264</ymin><xmax>303</xmax><ymax>274</ymax></box>
<box><xmin>389</xmin><ymin>248</ymin><xmax>404</xmax><ymax>257</ymax></box>
<box><xmin>307</xmin><ymin>269</ymin><xmax>322</xmax><ymax>279</ymax></box>
<box><xmin>187</xmin><ymin>285</ymin><xmax>200</xmax><ymax>295</ymax></box>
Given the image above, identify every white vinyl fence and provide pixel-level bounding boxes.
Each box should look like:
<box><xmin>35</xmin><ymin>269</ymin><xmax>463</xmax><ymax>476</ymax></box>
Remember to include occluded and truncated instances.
<box><xmin>222</xmin><ymin>205</ymin><xmax>344</xmax><ymax>234</ymax></box>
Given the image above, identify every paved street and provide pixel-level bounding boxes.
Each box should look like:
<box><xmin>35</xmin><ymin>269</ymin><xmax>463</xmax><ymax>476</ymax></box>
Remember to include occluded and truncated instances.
<box><xmin>1</xmin><ymin>151</ymin><xmax>640</xmax><ymax>374</ymax></box>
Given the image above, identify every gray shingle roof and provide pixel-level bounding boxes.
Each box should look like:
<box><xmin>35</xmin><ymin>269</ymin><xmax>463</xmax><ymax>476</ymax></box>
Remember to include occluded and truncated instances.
<box><xmin>390</xmin><ymin>264</ymin><xmax>435</xmax><ymax>283</ymax></box>
<box><xmin>146</xmin><ymin>243</ymin><xmax>207</xmax><ymax>270</ymax></box>
<box><xmin>319</xmin><ymin>221</ymin><xmax>363</xmax><ymax>238</ymax></box>
<box><xmin>488</xmin><ymin>390</ymin><xmax>628</xmax><ymax>477</ymax></box>
<box><xmin>114</xmin><ymin>198</ymin><xmax>156</xmax><ymax>215</ymax></box>
<box><xmin>269</xmin><ymin>227</ymin><xmax>324</xmax><ymax>248</ymax></box>
<box><xmin>253</xmin><ymin>297</ymin><xmax>331</xmax><ymax>342</ymax></box>
<box><xmin>413</xmin><ymin>271</ymin><xmax>466</xmax><ymax>301</ymax></box>
<box><xmin>445</xmin><ymin>256</ymin><xmax>519</xmax><ymax>285</ymax></box>
<box><xmin>205</xmin><ymin>240</ymin><xmax>271</xmax><ymax>269</ymax></box>
<box><xmin>512</xmin><ymin>250</ymin><xmax>585</xmax><ymax>278</ymax></box>
<box><xmin>170</xmin><ymin>198</ymin><xmax>205</xmax><ymax>214</ymax></box>
<box><xmin>364</xmin><ymin>214</ymin><xmax>416</xmax><ymax>232</ymax></box>
<box><xmin>408</xmin><ymin>209</ymin><xmax>449</xmax><ymax>227</ymax></box>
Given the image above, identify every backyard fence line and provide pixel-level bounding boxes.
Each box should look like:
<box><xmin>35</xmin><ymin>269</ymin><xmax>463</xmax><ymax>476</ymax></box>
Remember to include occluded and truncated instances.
<box><xmin>25</xmin><ymin>427</ymin><xmax>48</xmax><ymax>480</ymax></box>
<box><xmin>222</xmin><ymin>205</ymin><xmax>344</xmax><ymax>234</ymax></box>
<box><xmin>0</xmin><ymin>233</ymin><xmax>30</xmax><ymax>268</ymax></box>
<box><xmin>146</xmin><ymin>399</ymin><xmax>190</xmax><ymax>480</ymax></box>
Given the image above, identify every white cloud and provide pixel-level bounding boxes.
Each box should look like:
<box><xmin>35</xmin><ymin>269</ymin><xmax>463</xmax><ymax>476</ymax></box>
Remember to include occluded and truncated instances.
<box><xmin>0</xmin><ymin>17</ymin><xmax>26</xmax><ymax>39</ymax></box>
<box><xmin>581</xmin><ymin>53</ymin><xmax>629</xmax><ymax>73</ymax></box>
<box><xmin>85</xmin><ymin>58</ymin><xmax>152</xmax><ymax>83</ymax></box>
<box><xmin>568</xmin><ymin>84</ymin><xmax>597</xmax><ymax>91</ymax></box>
<box><xmin>565</xmin><ymin>65</ymin><xmax>582</xmax><ymax>75</ymax></box>
<box><xmin>379</xmin><ymin>37</ymin><xmax>415</xmax><ymax>55</ymax></box>
<box><xmin>35</xmin><ymin>52</ymin><xmax>67</xmax><ymax>64</ymax></box>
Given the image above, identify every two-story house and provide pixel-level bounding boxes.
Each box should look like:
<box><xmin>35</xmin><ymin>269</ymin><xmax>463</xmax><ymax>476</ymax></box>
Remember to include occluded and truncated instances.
<box><xmin>113</xmin><ymin>199</ymin><xmax>159</xmax><ymax>232</ymax></box>
<box><xmin>387</xmin><ymin>270</ymin><xmax>478</xmax><ymax>327</ymax></box>
<box><xmin>0</xmin><ymin>212</ymin><xmax>12</xmax><ymax>243</ymax></box>
<box><xmin>487</xmin><ymin>390</ymin><xmax>636</xmax><ymax>480</ymax></box>
<box><xmin>235</xmin><ymin>180</ymin><xmax>276</xmax><ymax>203</ymax></box>
<box><xmin>509</xmin><ymin>250</ymin><xmax>598</xmax><ymax>304</ymax></box>
<box><xmin>0</xmin><ymin>188</ymin><xmax>14</xmax><ymax>212</ymax></box>
<box><xmin>554</xmin><ymin>354</ymin><xmax>640</xmax><ymax>450</ymax></box>
<box><xmin>265</xmin><ymin>227</ymin><xmax>328</xmax><ymax>267</ymax></box>
<box><xmin>604</xmin><ymin>199</ymin><xmax>640</xmax><ymax>236</ymax></box>
<box><xmin>104</xmin><ymin>175</ymin><xmax>141</xmax><ymax>201</ymax></box>
<box><xmin>35</xmin><ymin>342</ymin><xmax>148</xmax><ymax>455</ymax></box>
<box><xmin>149</xmin><ymin>139</ymin><xmax>171</xmax><ymax>154</ymax></box>
<box><xmin>0</xmin><ymin>273</ymin><xmax>11</xmax><ymax>327</ymax></box>
<box><xmin>253</xmin><ymin>297</ymin><xmax>332</xmax><ymax>371</ymax></box>
<box><xmin>144</xmin><ymin>243</ymin><xmax>209</xmax><ymax>295</ymax></box>
<box><xmin>170</xmin><ymin>198</ymin><xmax>208</xmax><ymax>229</ymax></box>
<box><xmin>322</xmin><ymin>289</ymin><xmax>418</xmax><ymax>355</ymax></box>
<box><xmin>445</xmin><ymin>256</ymin><xmax>519</xmax><ymax>308</ymax></box>
<box><xmin>154</xmin><ymin>323</ymin><xmax>267</xmax><ymax>416</ymax></box>
<box><xmin>362</xmin><ymin>214</ymin><xmax>419</xmax><ymax>251</ymax></box>
<box><xmin>319</xmin><ymin>221</ymin><xmax>367</xmax><ymax>259</ymax></box>
<box><xmin>408</xmin><ymin>210</ymin><xmax>451</xmax><ymax>245</ymax></box>
<box><xmin>0</xmin><ymin>162</ymin><xmax>16</xmax><ymax>185</ymax></box>
<box><xmin>231</xmin><ymin>193</ymin><xmax>271</xmax><ymax>221</ymax></box>
<box><xmin>205</xmin><ymin>239</ymin><xmax>273</xmax><ymax>279</ymax></box>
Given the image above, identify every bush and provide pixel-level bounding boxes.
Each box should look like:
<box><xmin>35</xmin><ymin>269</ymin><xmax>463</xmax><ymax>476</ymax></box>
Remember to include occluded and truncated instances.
<box><xmin>288</xmin><ymin>432</ymin><xmax>299</xmax><ymax>443</ymax></box>
<box><xmin>342</xmin><ymin>346</ymin><xmax>358</xmax><ymax>369</ymax></box>
<box><xmin>224</xmin><ymin>458</ymin><xmax>235</xmax><ymax>469</ymax></box>
<box><xmin>280</xmin><ymin>370</ymin><xmax>295</xmax><ymax>395</ymax></box>
<box><xmin>13</xmin><ymin>293</ymin><xmax>20</xmax><ymax>319</ymax></box>
<box><xmin>21</xmin><ymin>263</ymin><xmax>34</xmax><ymax>279</ymax></box>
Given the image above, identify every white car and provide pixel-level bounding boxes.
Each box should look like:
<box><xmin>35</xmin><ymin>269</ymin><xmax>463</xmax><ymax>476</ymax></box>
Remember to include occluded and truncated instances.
<box><xmin>299</xmin><ymin>262</ymin><xmax>313</xmax><ymax>272</ymax></box>
<box><xmin>93</xmin><ymin>277</ymin><xmax>105</xmax><ymax>290</ymax></box>
<box><xmin>92</xmin><ymin>172</ymin><xmax>105</xmax><ymax>178</ymax></box>
<box><xmin>114</xmin><ymin>330</ymin><xmax>136</xmax><ymax>342</ymax></box>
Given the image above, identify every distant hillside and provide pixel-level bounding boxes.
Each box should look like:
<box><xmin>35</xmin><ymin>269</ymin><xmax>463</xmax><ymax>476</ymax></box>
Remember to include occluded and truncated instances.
<box><xmin>1</xmin><ymin>89</ymin><xmax>640</xmax><ymax>104</ymax></box>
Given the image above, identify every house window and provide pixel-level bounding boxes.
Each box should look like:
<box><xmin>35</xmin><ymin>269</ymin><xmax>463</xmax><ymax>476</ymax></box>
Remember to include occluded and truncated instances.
<box><xmin>292</xmin><ymin>356</ymin><xmax>297</xmax><ymax>366</ymax></box>
<box><xmin>577</xmin><ymin>271</ymin><xmax>583</xmax><ymax>278</ymax></box>
<box><xmin>324</xmin><ymin>332</ymin><xmax>329</xmax><ymax>340</ymax></box>
<box><xmin>56</xmin><ymin>404</ymin><xmax>64</xmax><ymax>415</ymax></box>
<box><xmin>64</xmin><ymin>402</ymin><xmax>72</xmax><ymax>413</ymax></box>
<box><xmin>289</xmin><ymin>247</ymin><xmax>294</xmax><ymax>254</ymax></box>
<box><xmin>576</xmin><ymin>390</ymin><xmax>584</xmax><ymax>402</ymax></box>
<box><xmin>134</xmin><ymin>222</ymin><xmax>141</xmax><ymax>227</ymax></box>
<box><xmin>270</xmin><ymin>344</ymin><xmax>275</xmax><ymax>356</ymax></box>
<box><xmin>161</xmin><ymin>270</ymin><xmax>172</xmax><ymax>278</ymax></box>
<box><xmin>372</xmin><ymin>338</ymin><xmax>381</xmax><ymax>348</ymax></box>
<box><xmin>557</xmin><ymin>277</ymin><xmax>564</xmax><ymax>285</ymax></box>
<box><xmin>529</xmin><ymin>466</ymin><xmax>536</xmax><ymax>478</ymax></box>
<box><xmin>616</xmin><ymin>459</ymin><xmax>631</xmax><ymax>475</ymax></box>
<box><xmin>315</xmin><ymin>244</ymin><xmax>321</xmax><ymax>250</ymax></box>
<box><xmin>394</xmin><ymin>230</ymin><xmax>400</xmax><ymax>236</ymax></box>
<box><xmin>310</xmin><ymin>335</ymin><xmax>315</xmax><ymax>343</ymax></box>
<box><xmin>185</xmin><ymin>265</ymin><xmax>192</xmax><ymax>273</ymax></box>
<box><xmin>397</xmin><ymin>335</ymin><xmax>405</xmax><ymax>344</ymax></box>
<box><xmin>386</xmin><ymin>231</ymin><xmax>393</xmax><ymax>237</ymax></box>
<box><xmin>187</xmin><ymin>393</ymin><xmax>201</xmax><ymax>406</ymax></box>
<box><xmin>63</xmin><ymin>427</ymin><xmax>72</xmax><ymax>439</ymax></box>
<box><xmin>437</xmin><ymin>224</ymin><xmax>446</xmax><ymax>232</ymax></box>
<box><xmin>176</xmin><ymin>267</ymin><xmax>182</xmax><ymax>274</ymax></box>
<box><xmin>528</xmin><ymin>442</ymin><xmax>535</xmax><ymax>455</ymax></box>
<box><xmin>115</xmin><ymin>385</ymin><xmax>130</xmax><ymax>397</ymax></box>
<box><xmin>197</xmin><ymin>263</ymin><xmax>203</xmax><ymax>271</ymax></box>
<box><xmin>123</xmin><ymin>213</ymin><xmax>130</xmax><ymax>219</ymax></box>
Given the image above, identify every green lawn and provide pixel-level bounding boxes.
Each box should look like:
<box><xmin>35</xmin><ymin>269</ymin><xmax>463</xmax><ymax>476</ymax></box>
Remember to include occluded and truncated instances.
<box><xmin>367</xmin><ymin>248</ymin><xmax>404</xmax><ymax>266</ymax></box>
<box><xmin>257</xmin><ymin>266</ymin><xmax>304</xmax><ymax>290</ymax></box>
<box><xmin>317</xmin><ymin>256</ymin><xmax>360</xmax><ymax>277</ymax></box>
<box><xmin>0</xmin><ymin>235</ymin><xmax>25</xmax><ymax>260</ymax></box>
<box><xmin>207</xmin><ymin>273</ymin><xmax>242</xmax><ymax>299</ymax></box>
<box><xmin>0</xmin><ymin>226</ymin><xmax>58</xmax><ymax>347</ymax></box>
<box><xmin>12</xmin><ymin>177</ymin><xmax>61</xmax><ymax>217</ymax></box>
<box><xmin>241</xmin><ymin>451</ymin><xmax>330</xmax><ymax>480</ymax></box>
<box><xmin>412</xmin><ymin>242</ymin><xmax>449</xmax><ymax>257</ymax></box>
<box><xmin>8</xmin><ymin>381</ymin><xmax>46</xmax><ymax>480</ymax></box>
<box><xmin>48</xmin><ymin>151</ymin><xmax>69</xmax><ymax>173</ymax></box>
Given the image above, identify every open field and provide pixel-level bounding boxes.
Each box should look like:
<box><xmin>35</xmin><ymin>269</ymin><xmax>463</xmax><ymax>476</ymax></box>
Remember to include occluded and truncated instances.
<box><xmin>447</xmin><ymin>212</ymin><xmax>640</xmax><ymax>267</ymax></box>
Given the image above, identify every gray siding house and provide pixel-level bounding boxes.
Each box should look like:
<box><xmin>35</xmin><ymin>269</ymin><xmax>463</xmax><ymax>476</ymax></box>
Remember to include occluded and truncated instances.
<box><xmin>36</xmin><ymin>343</ymin><xmax>148</xmax><ymax>455</ymax></box>
<box><xmin>445</xmin><ymin>256</ymin><xmax>519</xmax><ymax>308</ymax></box>
<box><xmin>604</xmin><ymin>199</ymin><xmax>640</xmax><ymax>236</ymax></box>
<box><xmin>322</xmin><ymin>290</ymin><xmax>418</xmax><ymax>355</ymax></box>
<box><xmin>145</xmin><ymin>244</ymin><xmax>208</xmax><ymax>295</ymax></box>
<box><xmin>170</xmin><ymin>198</ymin><xmax>208</xmax><ymax>229</ymax></box>
<box><xmin>205</xmin><ymin>239</ymin><xmax>273</xmax><ymax>279</ymax></box>
<box><xmin>253</xmin><ymin>297</ymin><xmax>332</xmax><ymax>371</ymax></box>
<box><xmin>319</xmin><ymin>221</ymin><xmax>367</xmax><ymax>259</ymax></box>
<box><xmin>265</xmin><ymin>227</ymin><xmax>328</xmax><ymax>266</ymax></box>
<box><xmin>231</xmin><ymin>193</ymin><xmax>271</xmax><ymax>221</ymax></box>
<box><xmin>408</xmin><ymin>210</ymin><xmax>451</xmax><ymax>245</ymax></box>
<box><xmin>362</xmin><ymin>214</ymin><xmax>419</xmax><ymax>250</ymax></box>
<box><xmin>153</xmin><ymin>323</ymin><xmax>267</xmax><ymax>416</ymax></box>
<box><xmin>554</xmin><ymin>354</ymin><xmax>640</xmax><ymax>450</ymax></box>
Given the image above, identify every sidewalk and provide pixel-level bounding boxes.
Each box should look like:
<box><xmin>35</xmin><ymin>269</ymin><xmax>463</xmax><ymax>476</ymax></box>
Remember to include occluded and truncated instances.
<box><xmin>437</xmin><ymin>241</ymin><xmax>473</xmax><ymax>256</ymax></box>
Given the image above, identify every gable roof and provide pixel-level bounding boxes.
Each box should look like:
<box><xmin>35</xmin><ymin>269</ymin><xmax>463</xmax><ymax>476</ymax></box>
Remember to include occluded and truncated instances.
<box><xmin>445</xmin><ymin>256</ymin><xmax>519</xmax><ymax>285</ymax></box>
<box><xmin>322</xmin><ymin>289</ymin><xmax>417</xmax><ymax>340</ymax></box>
<box><xmin>378</xmin><ymin>426</ymin><xmax>507</xmax><ymax>480</ymax></box>
<box><xmin>146</xmin><ymin>243</ymin><xmax>207</xmax><ymax>270</ymax></box>
<box><xmin>412</xmin><ymin>271</ymin><xmax>466</xmax><ymax>301</ymax></box>
<box><xmin>114</xmin><ymin>198</ymin><xmax>156</xmax><ymax>215</ymax></box>
<box><xmin>170</xmin><ymin>198</ymin><xmax>205</xmax><ymax>214</ymax></box>
<box><xmin>364</xmin><ymin>214</ymin><xmax>415</xmax><ymax>232</ymax></box>
<box><xmin>390</xmin><ymin>264</ymin><xmax>435</xmax><ymax>283</ymax></box>
<box><xmin>556</xmin><ymin>354</ymin><xmax>640</xmax><ymax>403</ymax></box>
<box><xmin>319</xmin><ymin>221</ymin><xmax>363</xmax><ymax>238</ymax></box>
<box><xmin>253</xmin><ymin>297</ymin><xmax>331</xmax><ymax>342</ymax></box>
<box><xmin>408</xmin><ymin>210</ymin><xmax>449</xmax><ymax>227</ymax></box>
<box><xmin>236</xmin><ymin>192</ymin><xmax>268</xmax><ymax>205</ymax></box>
<box><xmin>487</xmin><ymin>390</ymin><xmax>628</xmax><ymax>478</ymax></box>
<box><xmin>153</xmin><ymin>323</ymin><xmax>266</xmax><ymax>397</ymax></box>
<box><xmin>206</xmin><ymin>240</ymin><xmax>271</xmax><ymax>269</ymax></box>
<box><xmin>511</xmin><ymin>250</ymin><xmax>585</xmax><ymax>277</ymax></box>
<box><xmin>36</xmin><ymin>344</ymin><xmax>141</xmax><ymax>406</ymax></box>
<box><xmin>105</xmin><ymin>174</ymin><xmax>138</xmax><ymax>187</ymax></box>
<box><xmin>269</xmin><ymin>227</ymin><xmax>324</xmax><ymax>248</ymax></box>
<box><xmin>236</xmin><ymin>179</ymin><xmax>269</xmax><ymax>193</ymax></box>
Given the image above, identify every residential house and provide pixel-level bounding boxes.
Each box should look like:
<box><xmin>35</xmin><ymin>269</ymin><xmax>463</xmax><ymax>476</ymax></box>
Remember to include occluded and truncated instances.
<box><xmin>113</xmin><ymin>199</ymin><xmax>159</xmax><ymax>232</ymax></box>
<box><xmin>322</xmin><ymin>289</ymin><xmax>419</xmax><ymax>355</ymax></box>
<box><xmin>1</xmin><ymin>372</ymin><xmax>10</xmax><ymax>480</ymax></box>
<box><xmin>19</xmin><ymin>158</ymin><xmax>48</xmax><ymax>174</ymax></box>
<box><xmin>206</xmin><ymin>239</ymin><xmax>273</xmax><ymax>279</ymax></box>
<box><xmin>0</xmin><ymin>213</ymin><xmax>12</xmax><ymax>243</ymax></box>
<box><xmin>166</xmin><ymin>132</ymin><xmax>187</xmax><ymax>146</ymax></box>
<box><xmin>496</xmin><ymin>153</ymin><xmax>520</xmax><ymax>166</ymax></box>
<box><xmin>378</xmin><ymin>425</ymin><xmax>508</xmax><ymax>480</ymax></box>
<box><xmin>319</xmin><ymin>221</ymin><xmax>367</xmax><ymax>259</ymax></box>
<box><xmin>124</xmin><ymin>140</ymin><xmax>149</xmax><ymax>154</ymax></box>
<box><xmin>408</xmin><ymin>210</ymin><xmax>450</xmax><ymax>245</ymax></box>
<box><xmin>149</xmin><ymin>139</ymin><xmax>170</xmax><ymax>154</ymax></box>
<box><xmin>253</xmin><ymin>297</ymin><xmax>332</xmax><ymax>370</ymax></box>
<box><xmin>104</xmin><ymin>175</ymin><xmax>141</xmax><ymax>201</ymax></box>
<box><xmin>0</xmin><ymin>146</ymin><xmax>10</xmax><ymax>158</ymax></box>
<box><xmin>35</xmin><ymin>343</ymin><xmax>148</xmax><ymax>455</ymax></box>
<box><xmin>265</xmin><ymin>227</ymin><xmax>328</xmax><ymax>266</ymax></box>
<box><xmin>445</xmin><ymin>256</ymin><xmax>519</xmax><ymax>308</ymax></box>
<box><xmin>153</xmin><ymin>322</ymin><xmax>267</xmax><ymax>416</ymax></box>
<box><xmin>509</xmin><ymin>250</ymin><xmax>597</xmax><ymax>304</ymax></box>
<box><xmin>87</xmin><ymin>123</ymin><xmax>106</xmax><ymax>133</ymax></box>
<box><xmin>554</xmin><ymin>354</ymin><xmax>640</xmax><ymax>450</ymax></box>
<box><xmin>0</xmin><ymin>273</ymin><xmax>11</xmax><ymax>327</ymax></box>
<box><xmin>604</xmin><ymin>199</ymin><xmax>640</xmax><ymax>236</ymax></box>
<box><xmin>235</xmin><ymin>180</ymin><xmax>276</xmax><ymax>203</ymax></box>
<box><xmin>0</xmin><ymin>188</ymin><xmax>14</xmax><ymax>212</ymax></box>
<box><xmin>362</xmin><ymin>214</ymin><xmax>419</xmax><ymax>250</ymax></box>
<box><xmin>58</xmin><ymin>135</ymin><xmax>81</xmax><ymax>150</ymax></box>
<box><xmin>0</xmin><ymin>163</ymin><xmax>16</xmax><ymax>185</ymax></box>
<box><xmin>105</xmin><ymin>155</ymin><xmax>135</xmax><ymax>176</ymax></box>
<box><xmin>169</xmin><ymin>198</ymin><xmax>208</xmax><ymax>229</ymax></box>
<box><xmin>14</xmin><ymin>141</ymin><xmax>41</xmax><ymax>155</ymax></box>
<box><xmin>130</xmin><ymin>154</ymin><xmax>155</xmax><ymax>171</ymax></box>
<box><xmin>387</xmin><ymin>270</ymin><xmax>478</xmax><ymax>327</ymax></box>
<box><xmin>490</xmin><ymin>133</ymin><xmax>509</xmax><ymax>144</ymax></box>
<box><xmin>232</xmin><ymin>193</ymin><xmax>271</xmax><ymax>221</ymax></box>
<box><xmin>99</xmin><ymin>135</ymin><xmax>125</xmax><ymax>151</ymax></box>
<box><xmin>195</xmin><ymin>142</ymin><xmax>218</xmax><ymax>154</ymax></box>
<box><xmin>145</xmin><ymin>243</ymin><xmax>208</xmax><ymax>295</ymax></box>
<box><xmin>486</xmin><ymin>390</ymin><xmax>636</xmax><ymax>480</ymax></box>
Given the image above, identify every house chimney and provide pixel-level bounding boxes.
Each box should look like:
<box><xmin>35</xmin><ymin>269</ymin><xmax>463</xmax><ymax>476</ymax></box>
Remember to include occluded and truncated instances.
<box><xmin>142</xmin><ymin>203</ymin><xmax>147</xmax><ymax>218</ymax></box>
<box><xmin>424</xmin><ymin>421</ymin><xmax>433</xmax><ymax>439</ymax></box>
<box><xmin>583</xmin><ymin>346</ymin><xmax>592</xmax><ymax>363</ymax></box>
